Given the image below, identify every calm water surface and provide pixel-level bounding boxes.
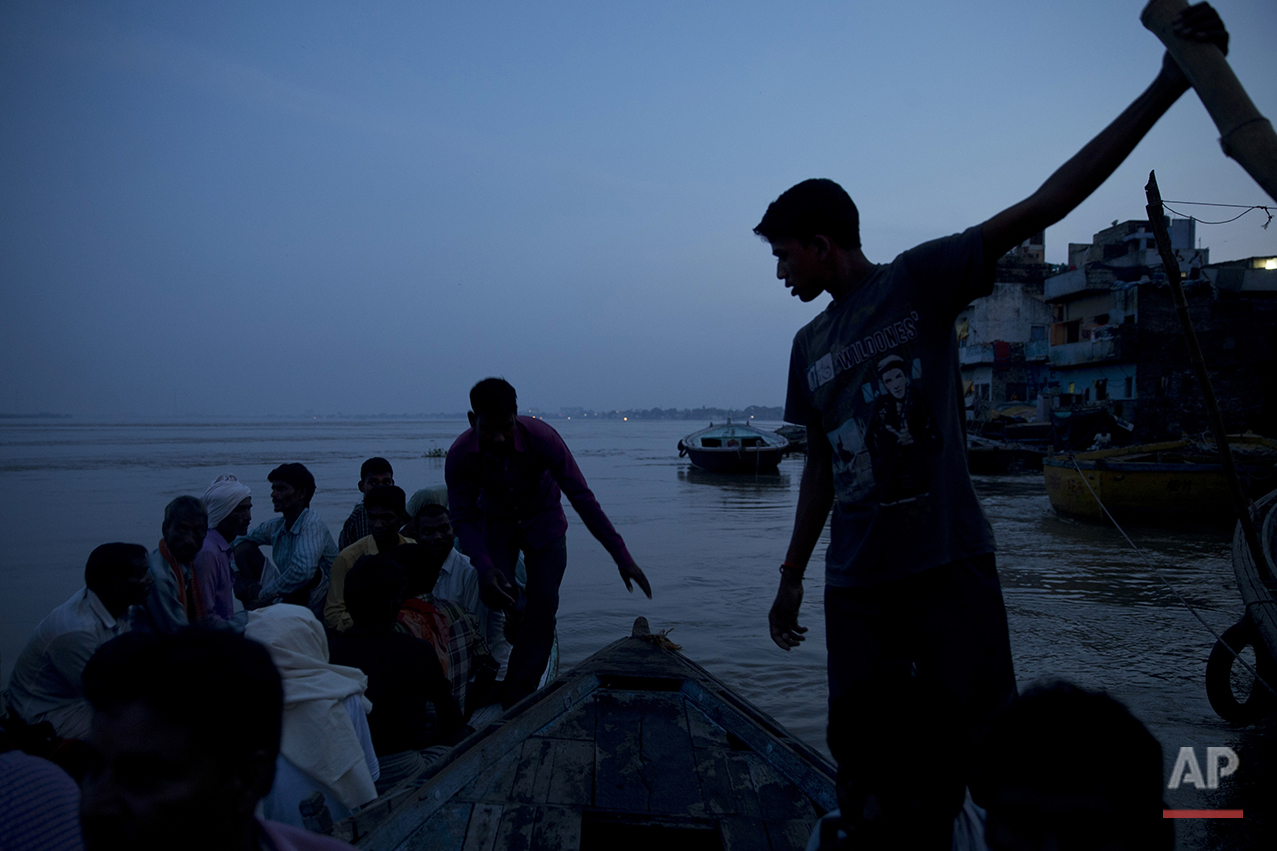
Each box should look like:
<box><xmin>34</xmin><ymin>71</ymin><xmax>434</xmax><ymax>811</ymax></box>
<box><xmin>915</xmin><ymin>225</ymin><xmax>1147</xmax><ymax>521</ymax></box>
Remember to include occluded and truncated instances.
<box><xmin>0</xmin><ymin>419</ymin><xmax>1271</xmax><ymax>848</ymax></box>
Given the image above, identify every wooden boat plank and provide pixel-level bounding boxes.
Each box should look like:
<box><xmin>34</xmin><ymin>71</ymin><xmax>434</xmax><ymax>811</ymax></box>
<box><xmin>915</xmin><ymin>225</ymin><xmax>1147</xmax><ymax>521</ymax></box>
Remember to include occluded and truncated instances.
<box><xmin>718</xmin><ymin>816</ymin><xmax>772</xmax><ymax>851</ymax></box>
<box><xmin>692</xmin><ymin>747</ymin><xmax>737</xmax><ymax>815</ymax></box>
<box><xmin>686</xmin><ymin>701</ymin><xmax>731</xmax><ymax>748</ymax></box>
<box><xmin>745</xmin><ymin>753</ymin><xmax>819</xmax><ymax>823</ymax></box>
<box><xmin>537</xmin><ymin>699</ymin><xmax>595</xmax><ymax>741</ymax></box>
<box><xmin>767</xmin><ymin>818</ymin><xmax>820</xmax><ymax>851</ymax></box>
<box><xmin>459</xmin><ymin>803</ymin><xmax>502</xmax><ymax>851</ymax></box>
<box><xmin>638</xmin><ymin>692</ymin><xmax>702</xmax><ymax>815</ymax></box>
<box><xmin>682</xmin><ymin>680</ymin><xmax>837</xmax><ymax>814</ymax></box>
<box><xmin>530</xmin><ymin>805</ymin><xmax>583</xmax><ymax>851</ymax></box>
<box><xmin>401</xmin><ymin>801</ymin><xmax>470</xmax><ymax>851</ymax></box>
<box><xmin>490</xmin><ymin>804</ymin><xmax>536</xmax><ymax>851</ymax></box>
<box><xmin>545</xmin><ymin>739</ymin><xmax>594</xmax><ymax>806</ymax></box>
<box><xmin>510</xmin><ymin>738</ymin><xmax>556</xmax><ymax>805</ymax></box>
<box><xmin>725</xmin><ymin>753</ymin><xmax>763</xmax><ymax>818</ymax></box>
<box><xmin>456</xmin><ymin>747</ymin><xmax>521</xmax><ymax>803</ymax></box>
<box><xmin>593</xmin><ymin>691</ymin><xmax>648</xmax><ymax>812</ymax></box>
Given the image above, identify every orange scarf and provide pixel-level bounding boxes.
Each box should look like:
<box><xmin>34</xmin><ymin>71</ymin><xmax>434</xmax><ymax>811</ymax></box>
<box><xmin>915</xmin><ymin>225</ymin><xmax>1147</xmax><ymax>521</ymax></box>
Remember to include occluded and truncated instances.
<box><xmin>398</xmin><ymin>596</ymin><xmax>450</xmax><ymax>678</ymax></box>
<box><xmin>158</xmin><ymin>539</ymin><xmax>206</xmax><ymax>623</ymax></box>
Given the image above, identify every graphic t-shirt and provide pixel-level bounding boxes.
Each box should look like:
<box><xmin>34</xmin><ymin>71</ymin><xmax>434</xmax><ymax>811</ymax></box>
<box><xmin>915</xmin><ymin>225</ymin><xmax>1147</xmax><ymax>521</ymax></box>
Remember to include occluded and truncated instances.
<box><xmin>784</xmin><ymin>226</ymin><xmax>996</xmax><ymax>587</ymax></box>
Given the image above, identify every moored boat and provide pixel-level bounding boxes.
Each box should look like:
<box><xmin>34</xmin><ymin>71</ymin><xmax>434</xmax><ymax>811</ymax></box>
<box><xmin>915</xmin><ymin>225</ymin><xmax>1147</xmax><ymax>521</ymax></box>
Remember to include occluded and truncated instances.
<box><xmin>332</xmin><ymin>617</ymin><xmax>836</xmax><ymax>850</ymax></box>
<box><xmin>967</xmin><ymin>434</ymin><xmax>1015</xmax><ymax>475</ymax></box>
<box><xmin>1042</xmin><ymin>434</ymin><xmax>1277</xmax><ymax>523</ymax></box>
<box><xmin>678</xmin><ymin>419</ymin><xmax>789</xmax><ymax>474</ymax></box>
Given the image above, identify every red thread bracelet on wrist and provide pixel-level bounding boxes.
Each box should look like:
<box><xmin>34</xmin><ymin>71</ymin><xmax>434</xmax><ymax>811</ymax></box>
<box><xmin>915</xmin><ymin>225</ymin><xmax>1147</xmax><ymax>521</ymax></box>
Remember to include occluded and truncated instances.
<box><xmin>780</xmin><ymin>560</ymin><xmax>806</xmax><ymax>578</ymax></box>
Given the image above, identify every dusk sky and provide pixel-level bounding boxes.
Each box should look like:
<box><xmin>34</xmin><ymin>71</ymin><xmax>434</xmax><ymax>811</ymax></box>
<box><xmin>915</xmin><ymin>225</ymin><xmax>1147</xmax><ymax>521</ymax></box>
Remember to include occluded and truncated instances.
<box><xmin>3</xmin><ymin>1</ymin><xmax>1274</xmax><ymax>418</ymax></box>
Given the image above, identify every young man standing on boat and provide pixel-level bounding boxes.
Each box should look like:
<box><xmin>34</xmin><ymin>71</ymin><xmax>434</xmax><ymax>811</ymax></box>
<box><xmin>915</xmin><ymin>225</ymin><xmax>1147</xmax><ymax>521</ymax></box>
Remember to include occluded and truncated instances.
<box><xmin>446</xmin><ymin>377</ymin><xmax>651</xmax><ymax>707</ymax></box>
<box><xmin>760</xmin><ymin>4</ymin><xmax>1228</xmax><ymax>844</ymax></box>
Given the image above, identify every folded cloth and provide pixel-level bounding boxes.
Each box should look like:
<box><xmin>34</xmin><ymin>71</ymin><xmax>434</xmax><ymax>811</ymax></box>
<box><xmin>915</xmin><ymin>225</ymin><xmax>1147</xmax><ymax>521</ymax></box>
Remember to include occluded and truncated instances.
<box><xmin>202</xmin><ymin>474</ymin><xmax>252</xmax><ymax>529</ymax></box>
<box><xmin>245</xmin><ymin>605</ymin><xmax>376</xmax><ymax>809</ymax></box>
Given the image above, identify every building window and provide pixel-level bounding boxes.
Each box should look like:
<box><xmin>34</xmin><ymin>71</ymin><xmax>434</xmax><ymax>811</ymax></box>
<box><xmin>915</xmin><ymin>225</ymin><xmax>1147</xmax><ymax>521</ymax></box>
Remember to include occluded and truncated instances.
<box><xmin>1065</xmin><ymin>320</ymin><xmax>1081</xmax><ymax>343</ymax></box>
<box><xmin>1095</xmin><ymin>379</ymin><xmax>1107</xmax><ymax>400</ymax></box>
<box><xmin>1125</xmin><ymin>376</ymin><xmax>1133</xmax><ymax>398</ymax></box>
<box><xmin>1030</xmin><ymin>325</ymin><xmax>1046</xmax><ymax>342</ymax></box>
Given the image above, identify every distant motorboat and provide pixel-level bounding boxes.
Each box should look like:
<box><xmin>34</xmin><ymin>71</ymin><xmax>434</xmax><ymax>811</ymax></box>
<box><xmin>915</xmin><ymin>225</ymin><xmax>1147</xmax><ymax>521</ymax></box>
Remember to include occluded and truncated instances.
<box><xmin>678</xmin><ymin>419</ymin><xmax>789</xmax><ymax>474</ymax></box>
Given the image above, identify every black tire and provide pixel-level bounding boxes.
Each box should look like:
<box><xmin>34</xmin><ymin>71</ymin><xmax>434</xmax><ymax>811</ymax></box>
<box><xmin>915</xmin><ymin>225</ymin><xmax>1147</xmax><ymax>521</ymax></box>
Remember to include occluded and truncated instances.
<box><xmin>1206</xmin><ymin>619</ymin><xmax>1277</xmax><ymax>726</ymax></box>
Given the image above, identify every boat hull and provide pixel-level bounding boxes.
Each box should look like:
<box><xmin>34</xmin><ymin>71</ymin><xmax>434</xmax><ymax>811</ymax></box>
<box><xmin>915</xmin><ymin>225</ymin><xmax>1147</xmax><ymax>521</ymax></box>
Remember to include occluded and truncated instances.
<box><xmin>346</xmin><ymin>618</ymin><xmax>836</xmax><ymax>850</ymax></box>
<box><xmin>1043</xmin><ymin>437</ymin><xmax>1277</xmax><ymax>523</ymax></box>
<box><xmin>685</xmin><ymin>445</ymin><xmax>784</xmax><ymax>474</ymax></box>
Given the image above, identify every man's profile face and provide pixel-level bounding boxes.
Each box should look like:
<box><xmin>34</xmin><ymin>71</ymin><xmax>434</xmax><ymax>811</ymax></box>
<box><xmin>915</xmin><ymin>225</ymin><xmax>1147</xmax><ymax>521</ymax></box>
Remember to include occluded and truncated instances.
<box><xmin>163</xmin><ymin>515</ymin><xmax>208</xmax><ymax>565</ymax></box>
<box><xmin>771</xmin><ymin>237</ymin><xmax>828</xmax><ymax>302</ymax></box>
<box><xmin>473</xmin><ymin>412</ymin><xmax>517</xmax><ymax>457</ymax></box>
<box><xmin>109</xmin><ymin>557</ymin><xmax>155</xmax><ymax>610</ymax></box>
<box><xmin>358</xmin><ymin>471</ymin><xmax>394</xmax><ymax>494</ymax></box>
<box><xmin>225</xmin><ymin>497</ymin><xmax>252</xmax><ymax>538</ymax></box>
<box><xmin>270</xmin><ymin>480</ymin><xmax>307</xmax><ymax>516</ymax></box>
<box><xmin>81</xmin><ymin>702</ymin><xmax>245</xmax><ymax>851</ymax></box>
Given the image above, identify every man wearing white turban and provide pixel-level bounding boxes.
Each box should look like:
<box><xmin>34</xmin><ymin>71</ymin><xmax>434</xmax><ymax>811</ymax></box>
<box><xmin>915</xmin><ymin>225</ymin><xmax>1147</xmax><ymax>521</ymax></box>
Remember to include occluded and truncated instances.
<box><xmin>194</xmin><ymin>474</ymin><xmax>253</xmax><ymax>627</ymax></box>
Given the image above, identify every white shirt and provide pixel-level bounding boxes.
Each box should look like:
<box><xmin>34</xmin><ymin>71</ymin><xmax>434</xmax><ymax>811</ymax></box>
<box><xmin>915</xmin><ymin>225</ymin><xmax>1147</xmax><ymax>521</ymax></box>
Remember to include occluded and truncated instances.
<box><xmin>3</xmin><ymin>588</ymin><xmax>126</xmax><ymax>738</ymax></box>
<box><xmin>432</xmin><ymin>549</ymin><xmax>511</xmax><ymax>677</ymax></box>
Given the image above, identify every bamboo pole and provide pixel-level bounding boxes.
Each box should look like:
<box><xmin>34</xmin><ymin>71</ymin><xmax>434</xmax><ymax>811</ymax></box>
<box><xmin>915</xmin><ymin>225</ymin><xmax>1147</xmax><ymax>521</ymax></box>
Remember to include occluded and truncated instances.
<box><xmin>1142</xmin><ymin>0</ymin><xmax>1277</xmax><ymax>203</ymax></box>
<box><xmin>1144</xmin><ymin>170</ymin><xmax>1269</xmax><ymax>578</ymax></box>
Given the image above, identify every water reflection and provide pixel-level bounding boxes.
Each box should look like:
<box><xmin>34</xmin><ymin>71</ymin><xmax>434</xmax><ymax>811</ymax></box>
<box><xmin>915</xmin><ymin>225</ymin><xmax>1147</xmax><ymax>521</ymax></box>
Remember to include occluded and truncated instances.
<box><xmin>678</xmin><ymin>465</ymin><xmax>795</xmax><ymax>491</ymax></box>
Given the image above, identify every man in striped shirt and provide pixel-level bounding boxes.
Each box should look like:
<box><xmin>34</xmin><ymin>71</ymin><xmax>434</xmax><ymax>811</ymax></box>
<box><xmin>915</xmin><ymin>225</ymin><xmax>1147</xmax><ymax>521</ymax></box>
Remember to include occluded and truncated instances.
<box><xmin>235</xmin><ymin>463</ymin><xmax>338</xmax><ymax>621</ymax></box>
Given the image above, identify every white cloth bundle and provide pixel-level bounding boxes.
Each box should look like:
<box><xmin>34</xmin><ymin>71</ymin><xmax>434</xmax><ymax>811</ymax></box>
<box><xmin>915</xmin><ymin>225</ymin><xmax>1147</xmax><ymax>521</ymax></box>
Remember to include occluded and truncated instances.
<box><xmin>245</xmin><ymin>604</ymin><xmax>377</xmax><ymax>809</ymax></box>
<box><xmin>201</xmin><ymin>474</ymin><xmax>252</xmax><ymax>528</ymax></box>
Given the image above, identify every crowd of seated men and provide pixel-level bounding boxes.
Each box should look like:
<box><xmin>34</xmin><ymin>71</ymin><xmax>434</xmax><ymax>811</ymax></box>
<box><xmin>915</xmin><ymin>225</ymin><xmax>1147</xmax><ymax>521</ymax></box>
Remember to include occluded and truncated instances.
<box><xmin>0</xmin><ymin>455</ymin><xmax>512</xmax><ymax>848</ymax></box>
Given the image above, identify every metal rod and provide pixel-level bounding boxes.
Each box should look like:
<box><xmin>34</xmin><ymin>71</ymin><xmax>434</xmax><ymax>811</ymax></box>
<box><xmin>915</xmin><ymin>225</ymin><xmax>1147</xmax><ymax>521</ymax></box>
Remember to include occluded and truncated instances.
<box><xmin>1144</xmin><ymin>170</ymin><xmax>1270</xmax><ymax>579</ymax></box>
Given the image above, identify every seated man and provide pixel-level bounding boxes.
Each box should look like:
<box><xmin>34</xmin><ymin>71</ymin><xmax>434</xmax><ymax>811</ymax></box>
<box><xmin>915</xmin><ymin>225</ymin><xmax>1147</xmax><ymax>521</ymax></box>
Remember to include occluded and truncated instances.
<box><xmin>236</xmin><ymin>463</ymin><xmax>338</xmax><ymax>621</ymax></box>
<box><xmin>3</xmin><ymin>544</ymin><xmax>151</xmax><ymax>740</ymax></box>
<box><xmin>329</xmin><ymin>555</ymin><xmax>462</xmax><ymax>794</ymax></box>
<box><xmin>141</xmin><ymin>497</ymin><xmax>208</xmax><ymax>633</ymax></box>
<box><xmin>194</xmin><ymin>473</ymin><xmax>253</xmax><ymax>628</ymax></box>
<box><xmin>392</xmin><ymin>541</ymin><xmax>497</xmax><ymax>716</ymax></box>
<box><xmin>324</xmin><ymin>486</ymin><xmax>413</xmax><ymax>633</ymax></box>
<box><xmin>402</xmin><ymin>495</ymin><xmax>510</xmax><ymax>677</ymax></box>
<box><xmin>338</xmin><ymin>457</ymin><xmax>394</xmax><ymax>551</ymax></box>
<box><xmin>78</xmin><ymin>629</ymin><xmax>357</xmax><ymax>850</ymax></box>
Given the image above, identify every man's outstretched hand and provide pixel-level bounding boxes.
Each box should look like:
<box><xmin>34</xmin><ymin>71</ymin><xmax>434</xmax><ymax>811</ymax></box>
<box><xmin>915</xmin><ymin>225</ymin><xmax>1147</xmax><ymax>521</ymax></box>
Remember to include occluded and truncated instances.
<box><xmin>619</xmin><ymin>561</ymin><xmax>652</xmax><ymax>598</ymax></box>
<box><xmin>768</xmin><ymin>573</ymin><xmax>807</xmax><ymax>650</ymax></box>
<box><xmin>479</xmin><ymin>568</ymin><xmax>517</xmax><ymax>611</ymax></box>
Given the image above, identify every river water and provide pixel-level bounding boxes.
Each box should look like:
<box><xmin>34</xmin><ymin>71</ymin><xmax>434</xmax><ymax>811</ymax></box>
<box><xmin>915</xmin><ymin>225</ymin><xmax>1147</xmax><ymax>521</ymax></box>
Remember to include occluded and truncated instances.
<box><xmin>0</xmin><ymin>418</ymin><xmax>1271</xmax><ymax>848</ymax></box>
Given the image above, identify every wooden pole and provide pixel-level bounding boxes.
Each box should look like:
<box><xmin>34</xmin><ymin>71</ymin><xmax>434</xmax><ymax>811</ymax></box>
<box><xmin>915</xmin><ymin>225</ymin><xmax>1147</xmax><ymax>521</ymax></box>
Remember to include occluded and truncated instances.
<box><xmin>1144</xmin><ymin>170</ymin><xmax>1270</xmax><ymax>578</ymax></box>
<box><xmin>1142</xmin><ymin>0</ymin><xmax>1277</xmax><ymax>203</ymax></box>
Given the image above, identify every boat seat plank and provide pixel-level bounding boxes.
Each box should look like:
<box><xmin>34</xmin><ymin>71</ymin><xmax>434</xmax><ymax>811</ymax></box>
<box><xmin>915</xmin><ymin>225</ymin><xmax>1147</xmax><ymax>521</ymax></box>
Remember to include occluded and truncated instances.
<box><xmin>530</xmin><ymin>805</ymin><xmax>583</xmax><ymax>851</ymax></box>
<box><xmin>717</xmin><ymin>816</ymin><xmax>772</xmax><ymax>851</ymax></box>
<box><xmin>593</xmin><ymin>692</ymin><xmax>648</xmax><ymax>812</ymax></box>
<box><xmin>545</xmin><ymin>739</ymin><xmax>594</xmax><ymax>806</ymax></box>
<box><xmin>491</xmin><ymin>803</ymin><xmax>537</xmax><ymax>851</ymax></box>
<box><xmin>686</xmin><ymin>701</ymin><xmax>731</xmax><ymax>749</ymax></box>
<box><xmin>510</xmin><ymin>738</ymin><xmax>557</xmax><ymax>804</ymax></box>
<box><xmin>744</xmin><ymin>755</ymin><xmax>818</xmax><ymax>823</ymax></box>
<box><xmin>692</xmin><ymin>747</ymin><xmax>736</xmax><ymax>815</ymax></box>
<box><xmin>400</xmin><ymin>801</ymin><xmax>471</xmax><ymax>851</ymax></box>
<box><xmin>637</xmin><ymin>693</ymin><xmax>702</xmax><ymax>815</ymax></box>
<box><xmin>459</xmin><ymin>803</ymin><xmax>502</xmax><ymax>851</ymax></box>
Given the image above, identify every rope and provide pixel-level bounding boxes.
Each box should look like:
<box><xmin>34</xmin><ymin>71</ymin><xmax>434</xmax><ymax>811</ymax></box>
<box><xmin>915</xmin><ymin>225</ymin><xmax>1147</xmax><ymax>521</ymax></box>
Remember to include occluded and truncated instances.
<box><xmin>1067</xmin><ymin>454</ymin><xmax>1277</xmax><ymax>698</ymax></box>
<box><xmin>1158</xmin><ymin>200</ymin><xmax>1272</xmax><ymax>228</ymax></box>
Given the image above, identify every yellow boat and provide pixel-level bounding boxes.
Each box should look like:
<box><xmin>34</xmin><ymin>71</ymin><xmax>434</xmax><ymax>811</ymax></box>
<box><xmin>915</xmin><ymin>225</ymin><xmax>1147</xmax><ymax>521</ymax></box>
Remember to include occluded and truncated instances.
<box><xmin>1042</xmin><ymin>435</ymin><xmax>1277</xmax><ymax>523</ymax></box>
